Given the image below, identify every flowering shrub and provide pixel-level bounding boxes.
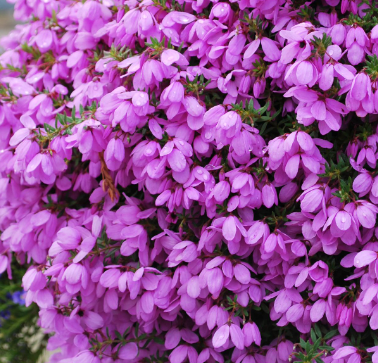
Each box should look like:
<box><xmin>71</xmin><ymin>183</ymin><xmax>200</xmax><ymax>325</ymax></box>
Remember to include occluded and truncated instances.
<box><xmin>2</xmin><ymin>0</ymin><xmax>378</xmax><ymax>361</ymax></box>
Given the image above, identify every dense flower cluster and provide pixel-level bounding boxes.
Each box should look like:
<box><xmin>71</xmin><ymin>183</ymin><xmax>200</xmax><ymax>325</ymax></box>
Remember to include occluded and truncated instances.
<box><xmin>2</xmin><ymin>0</ymin><xmax>378</xmax><ymax>361</ymax></box>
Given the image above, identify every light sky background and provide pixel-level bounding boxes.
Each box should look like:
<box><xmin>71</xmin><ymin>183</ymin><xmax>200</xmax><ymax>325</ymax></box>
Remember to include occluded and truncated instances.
<box><xmin>0</xmin><ymin>0</ymin><xmax>16</xmax><ymax>38</ymax></box>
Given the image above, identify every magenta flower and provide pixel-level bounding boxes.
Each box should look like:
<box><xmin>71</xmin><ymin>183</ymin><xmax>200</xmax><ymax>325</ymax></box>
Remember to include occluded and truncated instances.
<box><xmin>213</xmin><ymin>324</ymin><xmax>230</xmax><ymax>348</ymax></box>
<box><xmin>286</xmin><ymin>86</ymin><xmax>348</xmax><ymax>134</ymax></box>
<box><xmin>345</xmin><ymin>26</ymin><xmax>369</xmax><ymax>66</ymax></box>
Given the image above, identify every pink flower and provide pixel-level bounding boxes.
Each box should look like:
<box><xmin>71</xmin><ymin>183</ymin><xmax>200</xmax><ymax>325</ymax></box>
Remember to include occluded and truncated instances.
<box><xmin>212</xmin><ymin>324</ymin><xmax>230</xmax><ymax>348</ymax></box>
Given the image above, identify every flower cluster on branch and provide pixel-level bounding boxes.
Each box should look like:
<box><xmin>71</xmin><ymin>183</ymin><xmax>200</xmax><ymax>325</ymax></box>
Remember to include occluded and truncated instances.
<box><xmin>1</xmin><ymin>0</ymin><xmax>378</xmax><ymax>361</ymax></box>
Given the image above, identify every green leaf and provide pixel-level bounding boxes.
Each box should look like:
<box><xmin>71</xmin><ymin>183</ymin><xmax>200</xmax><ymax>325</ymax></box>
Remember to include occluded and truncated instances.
<box><xmin>153</xmin><ymin>337</ymin><xmax>164</xmax><ymax>345</ymax></box>
<box><xmin>71</xmin><ymin>106</ymin><xmax>76</xmax><ymax>122</ymax></box>
<box><xmin>299</xmin><ymin>338</ymin><xmax>307</xmax><ymax>349</ymax></box>
<box><xmin>310</xmin><ymin>329</ymin><xmax>317</xmax><ymax>343</ymax></box>
<box><xmin>123</xmin><ymin>326</ymin><xmax>131</xmax><ymax>338</ymax></box>
<box><xmin>177</xmin><ymin>41</ymin><xmax>184</xmax><ymax>53</ymax></box>
<box><xmin>323</xmin><ymin>329</ymin><xmax>338</xmax><ymax>340</ymax></box>
<box><xmin>44</xmin><ymin>123</ymin><xmax>55</xmax><ymax>132</ymax></box>
<box><xmin>79</xmin><ymin>104</ymin><xmax>84</xmax><ymax>116</ymax></box>
<box><xmin>115</xmin><ymin>331</ymin><xmax>123</xmax><ymax>341</ymax></box>
<box><xmin>313</xmin><ymin>337</ymin><xmax>321</xmax><ymax>351</ymax></box>
<box><xmin>314</xmin><ymin>324</ymin><xmax>322</xmax><ymax>338</ymax></box>
<box><xmin>260</xmin><ymin>122</ymin><xmax>268</xmax><ymax>135</ymax></box>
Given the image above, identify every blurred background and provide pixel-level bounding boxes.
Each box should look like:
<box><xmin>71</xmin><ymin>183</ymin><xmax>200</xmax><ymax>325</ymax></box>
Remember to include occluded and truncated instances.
<box><xmin>0</xmin><ymin>0</ymin><xmax>16</xmax><ymax>38</ymax></box>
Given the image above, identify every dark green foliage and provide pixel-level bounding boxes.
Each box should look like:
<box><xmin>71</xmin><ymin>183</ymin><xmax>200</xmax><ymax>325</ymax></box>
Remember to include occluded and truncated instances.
<box><xmin>0</xmin><ymin>264</ymin><xmax>47</xmax><ymax>363</ymax></box>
